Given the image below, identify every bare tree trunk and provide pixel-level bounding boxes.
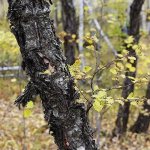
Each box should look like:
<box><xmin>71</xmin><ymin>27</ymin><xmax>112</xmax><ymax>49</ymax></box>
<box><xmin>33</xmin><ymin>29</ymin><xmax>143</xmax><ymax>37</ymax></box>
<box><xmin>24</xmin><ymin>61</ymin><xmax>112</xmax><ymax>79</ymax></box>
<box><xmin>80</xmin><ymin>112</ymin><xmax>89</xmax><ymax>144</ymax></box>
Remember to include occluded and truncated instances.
<box><xmin>84</xmin><ymin>0</ymin><xmax>117</xmax><ymax>56</ymax></box>
<box><xmin>79</xmin><ymin>0</ymin><xmax>85</xmax><ymax>68</ymax></box>
<box><xmin>130</xmin><ymin>82</ymin><xmax>150</xmax><ymax>133</ymax></box>
<box><xmin>61</xmin><ymin>0</ymin><xmax>78</xmax><ymax>65</ymax></box>
<box><xmin>54</xmin><ymin>2</ymin><xmax>59</xmax><ymax>29</ymax></box>
<box><xmin>8</xmin><ymin>0</ymin><xmax>97</xmax><ymax>149</ymax></box>
<box><xmin>0</xmin><ymin>0</ymin><xmax>4</xmax><ymax>19</ymax></box>
<box><xmin>112</xmin><ymin>0</ymin><xmax>145</xmax><ymax>137</ymax></box>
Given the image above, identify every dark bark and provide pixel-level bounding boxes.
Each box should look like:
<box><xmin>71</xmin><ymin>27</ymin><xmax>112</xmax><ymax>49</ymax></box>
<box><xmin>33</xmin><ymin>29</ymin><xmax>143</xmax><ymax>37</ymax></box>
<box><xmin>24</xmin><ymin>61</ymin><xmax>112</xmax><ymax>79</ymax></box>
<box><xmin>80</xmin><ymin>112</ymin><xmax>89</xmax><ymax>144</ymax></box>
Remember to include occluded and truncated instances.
<box><xmin>130</xmin><ymin>82</ymin><xmax>150</xmax><ymax>133</ymax></box>
<box><xmin>61</xmin><ymin>0</ymin><xmax>78</xmax><ymax>65</ymax></box>
<box><xmin>112</xmin><ymin>0</ymin><xmax>145</xmax><ymax>137</ymax></box>
<box><xmin>7</xmin><ymin>0</ymin><xmax>97</xmax><ymax>149</ymax></box>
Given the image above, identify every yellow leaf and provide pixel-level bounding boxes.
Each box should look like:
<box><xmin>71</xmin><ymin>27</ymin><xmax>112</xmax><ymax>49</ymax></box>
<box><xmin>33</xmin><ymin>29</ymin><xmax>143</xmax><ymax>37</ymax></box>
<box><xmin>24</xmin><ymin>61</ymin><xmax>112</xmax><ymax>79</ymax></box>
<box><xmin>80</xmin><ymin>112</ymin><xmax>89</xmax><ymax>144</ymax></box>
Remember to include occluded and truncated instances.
<box><xmin>116</xmin><ymin>62</ymin><xmax>124</xmax><ymax>70</ymax></box>
<box><xmin>93</xmin><ymin>101</ymin><xmax>103</xmax><ymax>112</ymax></box>
<box><xmin>106</xmin><ymin>97</ymin><xmax>114</xmax><ymax>105</ymax></box>
<box><xmin>125</xmin><ymin>36</ymin><xmax>134</xmax><ymax>44</ymax></box>
<box><xmin>93</xmin><ymin>90</ymin><xmax>107</xmax><ymax>99</ymax></box>
<box><xmin>125</xmin><ymin>63</ymin><xmax>132</xmax><ymax>69</ymax></box>
<box><xmin>84</xmin><ymin>6</ymin><xmax>89</xmax><ymax>11</ymax></box>
<box><xmin>85</xmin><ymin>75</ymin><xmax>92</xmax><ymax>79</ymax></box>
<box><xmin>127</xmin><ymin>92</ymin><xmax>134</xmax><ymax>99</ymax></box>
<box><xmin>115</xmin><ymin>100</ymin><xmax>124</xmax><ymax>106</ymax></box>
<box><xmin>128</xmin><ymin>76</ymin><xmax>135</xmax><ymax>80</ymax></box>
<box><xmin>23</xmin><ymin>109</ymin><xmax>32</xmax><ymax>118</ymax></box>
<box><xmin>83</xmin><ymin>66</ymin><xmax>92</xmax><ymax>73</ymax></box>
<box><xmin>128</xmin><ymin>56</ymin><xmax>136</xmax><ymax>60</ymax></box>
<box><xmin>43</xmin><ymin>70</ymin><xmax>51</xmax><ymax>75</ymax></box>
<box><xmin>72</xmin><ymin>34</ymin><xmax>76</xmax><ymax>39</ymax></box>
<box><xmin>110</xmin><ymin>68</ymin><xmax>117</xmax><ymax>75</ymax></box>
<box><xmin>129</xmin><ymin>67</ymin><xmax>136</xmax><ymax>72</ymax></box>
<box><xmin>94</xmin><ymin>85</ymin><xmax>99</xmax><ymax>91</ymax></box>
<box><xmin>26</xmin><ymin>101</ymin><xmax>34</xmax><ymax>109</ymax></box>
<box><xmin>121</xmin><ymin>74</ymin><xmax>126</xmax><ymax>78</ymax></box>
<box><xmin>131</xmin><ymin>101</ymin><xmax>138</xmax><ymax>107</ymax></box>
<box><xmin>86</xmin><ymin>45</ymin><xmax>95</xmax><ymax>50</ymax></box>
<box><xmin>11</xmin><ymin>78</ymin><xmax>17</xmax><ymax>82</ymax></box>
<box><xmin>117</xmin><ymin>54</ymin><xmax>123</xmax><ymax>58</ymax></box>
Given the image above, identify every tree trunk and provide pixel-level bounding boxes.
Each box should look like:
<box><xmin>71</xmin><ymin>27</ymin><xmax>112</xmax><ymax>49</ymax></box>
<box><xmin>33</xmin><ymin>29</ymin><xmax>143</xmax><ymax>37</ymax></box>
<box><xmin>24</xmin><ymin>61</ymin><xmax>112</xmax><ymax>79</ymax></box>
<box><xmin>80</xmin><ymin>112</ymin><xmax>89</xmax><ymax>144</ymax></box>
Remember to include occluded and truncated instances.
<box><xmin>79</xmin><ymin>0</ymin><xmax>85</xmax><ymax>68</ymax></box>
<box><xmin>112</xmin><ymin>0</ymin><xmax>145</xmax><ymax>137</ymax></box>
<box><xmin>7</xmin><ymin>0</ymin><xmax>97</xmax><ymax>149</ymax></box>
<box><xmin>0</xmin><ymin>0</ymin><xmax>4</xmax><ymax>19</ymax></box>
<box><xmin>130</xmin><ymin>82</ymin><xmax>150</xmax><ymax>133</ymax></box>
<box><xmin>61</xmin><ymin>0</ymin><xmax>78</xmax><ymax>65</ymax></box>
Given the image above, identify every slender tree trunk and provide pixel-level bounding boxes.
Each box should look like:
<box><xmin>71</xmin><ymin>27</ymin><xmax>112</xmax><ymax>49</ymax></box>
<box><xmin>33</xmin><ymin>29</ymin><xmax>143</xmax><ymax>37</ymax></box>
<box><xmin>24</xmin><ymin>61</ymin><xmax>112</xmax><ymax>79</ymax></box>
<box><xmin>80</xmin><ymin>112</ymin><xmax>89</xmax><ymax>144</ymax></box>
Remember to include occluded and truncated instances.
<box><xmin>79</xmin><ymin>0</ymin><xmax>85</xmax><ymax>68</ymax></box>
<box><xmin>54</xmin><ymin>2</ymin><xmax>59</xmax><ymax>29</ymax></box>
<box><xmin>0</xmin><ymin>0</ymin><xmax>4</xmax><ymax>19</ymax></box>
<box><xmin>130</xmin><ymin>82</ymin><xmax>150</xmax><ymax>133</ymax></box>
<box><xmin>61</xmin><ymin>0</ymin><xmax>78</xmax><ymax>65</ymax></box>
<box><xmin>84</xmin><ymin>0</ymin><xmax>117</xmax><ymax>56</ymax></box>
<box><xmin>112</xmin><ymin>0</ymin><xmax>145</xmax><ymax>137</ymax></box>
<box><xmin>8</xmin><ymin>0</ymin><xmax>97</xmax><ymax>149</ymax></box>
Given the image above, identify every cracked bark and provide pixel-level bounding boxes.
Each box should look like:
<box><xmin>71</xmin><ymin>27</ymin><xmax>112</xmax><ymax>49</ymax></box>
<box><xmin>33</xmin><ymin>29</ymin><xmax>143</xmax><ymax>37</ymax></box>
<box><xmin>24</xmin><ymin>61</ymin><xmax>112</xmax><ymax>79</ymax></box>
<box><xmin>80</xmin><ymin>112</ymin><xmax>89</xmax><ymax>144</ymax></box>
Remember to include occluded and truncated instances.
<box><xmin>7</xmin><ymin>0</ymin><xmax>97</xmax><ymax>149</ymax></box>
<box><xmin>112</xmin><ymin>0</ymin><xmax>145</xmax><ymax>137</ymax></box>
<box><xmin>61</xmin><ymin>0</ymin><xmax>78</xmax><ymax>65</ymax></box>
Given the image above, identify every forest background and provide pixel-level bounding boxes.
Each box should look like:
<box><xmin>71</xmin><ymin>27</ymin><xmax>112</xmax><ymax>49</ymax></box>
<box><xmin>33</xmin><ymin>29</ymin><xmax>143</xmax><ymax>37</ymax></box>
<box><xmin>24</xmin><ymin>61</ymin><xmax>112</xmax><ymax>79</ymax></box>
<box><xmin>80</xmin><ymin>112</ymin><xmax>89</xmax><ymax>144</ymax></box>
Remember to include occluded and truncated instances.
<box><xmin>0</xmin><ymin>0</ymin><xmax>150</xmax><ymax>149</ymax></box>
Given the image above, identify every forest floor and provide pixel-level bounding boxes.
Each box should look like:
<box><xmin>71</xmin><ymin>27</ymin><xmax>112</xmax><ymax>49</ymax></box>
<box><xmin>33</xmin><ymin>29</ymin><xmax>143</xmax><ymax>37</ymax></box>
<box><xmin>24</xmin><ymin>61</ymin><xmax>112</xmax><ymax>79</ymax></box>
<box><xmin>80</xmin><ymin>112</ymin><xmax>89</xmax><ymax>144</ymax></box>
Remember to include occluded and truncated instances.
<box><xmin>0</xmin><ymin>79</ymin><xmax>149</xmax><ymax>150</ymax></box>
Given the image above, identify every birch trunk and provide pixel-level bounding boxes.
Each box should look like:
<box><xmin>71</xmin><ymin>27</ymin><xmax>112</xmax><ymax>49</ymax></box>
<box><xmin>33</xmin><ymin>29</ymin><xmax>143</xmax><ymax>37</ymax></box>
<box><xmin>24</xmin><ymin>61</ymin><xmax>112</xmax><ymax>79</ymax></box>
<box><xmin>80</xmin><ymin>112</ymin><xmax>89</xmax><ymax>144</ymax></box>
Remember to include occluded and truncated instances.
<box><xmin>7</xmin><ymin>0</ymin><xmax>97</xmax><ymax>149</ymax></box>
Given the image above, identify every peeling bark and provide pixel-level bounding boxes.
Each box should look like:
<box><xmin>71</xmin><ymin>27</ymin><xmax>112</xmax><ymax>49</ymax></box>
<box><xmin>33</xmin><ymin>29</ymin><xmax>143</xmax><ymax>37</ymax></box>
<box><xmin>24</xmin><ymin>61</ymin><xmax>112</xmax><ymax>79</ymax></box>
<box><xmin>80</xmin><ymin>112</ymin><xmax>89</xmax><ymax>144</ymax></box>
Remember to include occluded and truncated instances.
<box><xmin>61</xmin><ymin>0</ymin><xmax>78</xmax><ymax>65</ymax></box>
<box><xmin>130</xmin><ymin>82</ymin><xmax>150</xmax><ymax>133</ymax></box>
<box><xmin>7</xmin><ymin>0</ymin><xmax>97</xmax><ymax>149</ymax></box>
<box><xmin>112</xmin><ymin>0</ymin><xmax>145</xmax><ymax>137</ymax></box>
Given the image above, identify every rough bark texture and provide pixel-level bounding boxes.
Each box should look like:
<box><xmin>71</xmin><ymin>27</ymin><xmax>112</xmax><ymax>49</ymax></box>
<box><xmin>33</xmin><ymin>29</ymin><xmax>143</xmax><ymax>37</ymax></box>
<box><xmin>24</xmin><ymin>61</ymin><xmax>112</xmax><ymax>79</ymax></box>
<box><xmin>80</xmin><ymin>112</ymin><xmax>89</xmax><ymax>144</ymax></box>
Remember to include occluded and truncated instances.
<box><xmin>130</xmin><ymin>82</ymin><xmax>150</xmax><ymax>133</ymax></box>
<box><xmin>61</xmin><ymin>0</ymin><xmax>78</xmax><ymax>65</ymax></box>
<box><xmin>8</xmin><ymin>0</ymin><xmax>97</xmax><ymax>149</ymax></box>
<box><xmin>113</xmin><ymin>0</ymin><xmax>145</xmax><ymax>137</ymax></box>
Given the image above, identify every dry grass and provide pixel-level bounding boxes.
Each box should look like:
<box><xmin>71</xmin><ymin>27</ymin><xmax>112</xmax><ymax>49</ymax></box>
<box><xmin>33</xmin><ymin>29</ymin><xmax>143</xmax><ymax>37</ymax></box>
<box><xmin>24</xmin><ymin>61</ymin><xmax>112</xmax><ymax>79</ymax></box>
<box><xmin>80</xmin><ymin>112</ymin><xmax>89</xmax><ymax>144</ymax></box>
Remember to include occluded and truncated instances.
<box><xmin>0</xmin><ymin>79</ymin><xmax>149</xmax><ymax>150</ymax></box>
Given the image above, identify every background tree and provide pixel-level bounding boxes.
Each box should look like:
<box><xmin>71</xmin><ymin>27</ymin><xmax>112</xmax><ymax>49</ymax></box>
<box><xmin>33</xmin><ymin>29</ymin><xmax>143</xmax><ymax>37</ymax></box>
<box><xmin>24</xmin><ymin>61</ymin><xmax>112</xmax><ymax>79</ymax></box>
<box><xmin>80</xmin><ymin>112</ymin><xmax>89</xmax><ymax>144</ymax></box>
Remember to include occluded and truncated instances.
<box><xmin>113</xmin><ymin>0</ymin><xmax>145</xmax><ymax>137</ymax></box>
<box><xmin>61</xmin><ymin>0</ymin><xmax>78</xmax><ymax>65</ymax></box>
<box><xmin>0</xmin><ymin>0</ymin><xmax>5</xmax><ymax>19</ymax></box>
<box><xmin>130</xmin><ymin>81</ymin><xmax>150</xmax><ymax>133</ymax></box>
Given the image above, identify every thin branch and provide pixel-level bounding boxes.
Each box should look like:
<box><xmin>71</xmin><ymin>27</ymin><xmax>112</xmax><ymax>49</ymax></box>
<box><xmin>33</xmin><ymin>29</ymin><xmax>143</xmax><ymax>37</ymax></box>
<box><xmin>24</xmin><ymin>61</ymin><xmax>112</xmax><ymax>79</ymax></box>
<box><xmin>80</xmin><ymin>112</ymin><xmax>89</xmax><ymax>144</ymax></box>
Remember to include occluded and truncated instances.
<box><xmin>84</xmin><ymin>0</ymin><xmax>118</xmax><ymax>56</ymax></box>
